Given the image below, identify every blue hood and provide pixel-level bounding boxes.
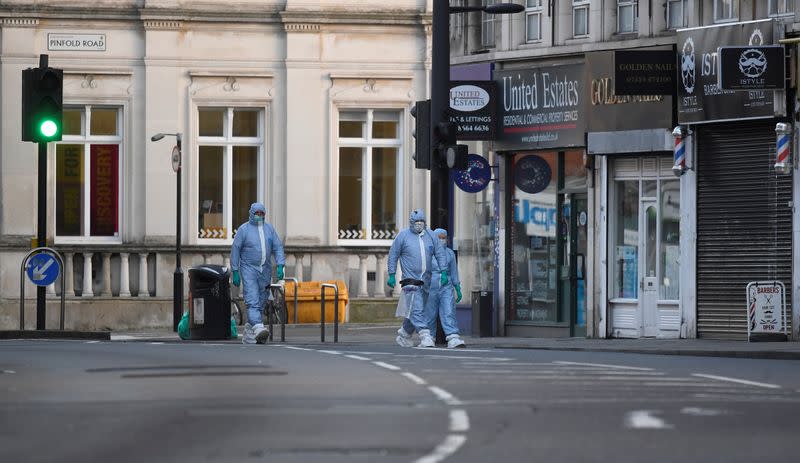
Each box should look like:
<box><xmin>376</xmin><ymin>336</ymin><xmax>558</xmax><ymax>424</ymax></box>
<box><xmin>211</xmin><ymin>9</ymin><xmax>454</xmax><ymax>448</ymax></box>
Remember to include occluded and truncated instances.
<box><xmin>248</xmin><ymin>202</ymin><xmax>266</xmax><ymax>225</ymax></box>
<box><xmin>408</xmin><ymin>209</ymin><xmax>426</xmax><ymax>228</ymax></box>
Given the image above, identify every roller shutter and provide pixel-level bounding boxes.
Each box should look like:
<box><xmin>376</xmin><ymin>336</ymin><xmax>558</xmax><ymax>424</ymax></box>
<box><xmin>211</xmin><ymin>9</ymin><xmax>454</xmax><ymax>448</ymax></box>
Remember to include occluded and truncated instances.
<box><xmin>696</xmin><ymin>120</ymin><xmax>793</xmax><ymax>339</ymax></box>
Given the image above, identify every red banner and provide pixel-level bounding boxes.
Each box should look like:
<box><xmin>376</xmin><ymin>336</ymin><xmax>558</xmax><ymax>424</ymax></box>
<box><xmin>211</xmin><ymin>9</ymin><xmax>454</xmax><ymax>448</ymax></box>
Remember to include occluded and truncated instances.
<box><xmin>90</xmin><ymin>145</ymin><xmax>119</xmax><ymax>236</ymax></box>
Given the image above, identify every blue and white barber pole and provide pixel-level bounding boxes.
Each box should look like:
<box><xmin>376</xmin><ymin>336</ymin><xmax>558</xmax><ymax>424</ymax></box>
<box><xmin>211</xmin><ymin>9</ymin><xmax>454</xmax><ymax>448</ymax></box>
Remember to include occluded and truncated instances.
<box><xmin>672</xmin><ymin>126</ymin><xmax>686</xmax><ymax>177</ymax></box>
<box><xmin>775</xmin><ymin>122</ymin><xmax>792</xmax><ymax>175</ymax></box>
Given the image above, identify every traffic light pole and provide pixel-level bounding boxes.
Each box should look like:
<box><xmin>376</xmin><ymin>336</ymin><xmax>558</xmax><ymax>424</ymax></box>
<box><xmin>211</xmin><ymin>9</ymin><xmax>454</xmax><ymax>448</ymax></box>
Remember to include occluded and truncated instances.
<box><xmin>36</xmin><ymin>141</ymin><xmax>47</xmax><ymax>330</ymax></box>
<box><xmin>174</xmin><ymin>136</ymin><xmax>183</xmax><ymax>332</ymax></box>
<box><xmin>430</xmin><ymin>0</ymin><xmax>450</xmax><ymax>232</ymax></box>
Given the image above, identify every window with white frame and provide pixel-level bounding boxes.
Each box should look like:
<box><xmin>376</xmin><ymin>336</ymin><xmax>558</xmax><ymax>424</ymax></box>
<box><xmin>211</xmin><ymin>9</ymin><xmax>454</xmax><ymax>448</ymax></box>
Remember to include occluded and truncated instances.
<box><xmin>618</xmin><ymin>0</ymin><xmax>639</xmax><ymax>33</ymax></box>
<box><xmin>197</xmin><ymin>107</ymin><xmax>264</xmax><ymax>241</ymax></box>
<box><xmin>573</xmin><ymin>0</ymin><xmax>590</xmax><ymax>37</ymax></box>
<box><xmin>667</xmin><ymin>0</ymin><xmax>688</xmax><ymax>29</ymax></box>
<box><xmin>714</xmin><ymin>0</ymin><xmax>739</xmax><ymax>23</ymax></box>
<box><xmin>769</xmin><ymin>0</ymin><xmax>794</xmax><ymax>16</ymax></box>
<box><xmin>526</xmin><ymin>0</ymin><xmax>543</xmax><ymax>42</ymax></box>
<box><xmin>338</xmin><ymin>109</ymin><xmax>401</xmax><ymax>242</ymax></box>
<box><xmin>482</xmin><ymin>0</ymin><xmax>496</xmax><ymax>47</ymax></box>
<box><xmin>56</xmin><ymin>106</ymin><xmax>123</xmax><ymax>241</ymax></box>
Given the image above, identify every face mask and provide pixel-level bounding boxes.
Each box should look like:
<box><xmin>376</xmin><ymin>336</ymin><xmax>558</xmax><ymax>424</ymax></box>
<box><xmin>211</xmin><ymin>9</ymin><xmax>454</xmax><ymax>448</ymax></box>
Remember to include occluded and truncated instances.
<box><xmin>412</xmin><ymin>221</ymin><xmax>425</xmax><ymax>234</ymax></box>
<box><xmin>439</xmin><ymin>238</ymin><xmax>447</xmax><ymax>246</ymax></box>
<box><xmin>254</xmin><ymin>216</ymin><xmax>264</xmax><ymax>224</ymax></box>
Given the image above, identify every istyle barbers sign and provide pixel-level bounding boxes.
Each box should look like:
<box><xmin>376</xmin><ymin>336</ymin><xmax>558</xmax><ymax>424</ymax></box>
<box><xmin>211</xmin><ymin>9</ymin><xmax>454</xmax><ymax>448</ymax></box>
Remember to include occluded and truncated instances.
<box><xmin>718</xmin><ymin>45</ymin><xmax>785</xmax><ymax>91</ymax></box>
<box><xmin>586</xmin><ymin>50</ymin><xmax>673</xmax><ymax>132</ymax></box>
<box><xmin>449</xmin><ymin>81</ymin><xmax>497</xmax><ymax>140</ymax></box>
<box><xmin>677</xmin><ymin>19</ymin><xmax>783</xmax><ymax>124</ymax></box>
<box><xmin>495</xmin><ymin>63</ymin><xmax>585</xmax><ymax>149</ymax></box>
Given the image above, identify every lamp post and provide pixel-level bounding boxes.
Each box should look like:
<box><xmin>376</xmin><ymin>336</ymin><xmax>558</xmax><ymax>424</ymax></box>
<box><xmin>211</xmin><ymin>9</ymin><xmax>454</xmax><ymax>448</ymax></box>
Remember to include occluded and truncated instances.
<box><xmin>151</xmin><ymin>132</ymin><xmax>183</xmax><ymax>331</ymax></box>
<box><xmin>430</xmin><ymin>0</ymin><xmax>523</xmax><ymax>341</ymax></box>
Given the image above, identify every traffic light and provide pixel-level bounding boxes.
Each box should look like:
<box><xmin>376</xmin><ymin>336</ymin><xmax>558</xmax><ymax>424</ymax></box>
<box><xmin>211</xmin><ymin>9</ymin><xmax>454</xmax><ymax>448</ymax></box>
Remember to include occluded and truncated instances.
<box><xmin>411</xmin><ymin>99</ymin><xmax>431</xmax><ymax>169</ymax></box>
<box><xmin>433</xmin><ymin>120</ymin><xmax>467</xmax><ymax>170</ymax></box>
<box><xmin>22</xmin><ymin>65</ymin><xmax>63</xmax><ymax>143</ymax></box>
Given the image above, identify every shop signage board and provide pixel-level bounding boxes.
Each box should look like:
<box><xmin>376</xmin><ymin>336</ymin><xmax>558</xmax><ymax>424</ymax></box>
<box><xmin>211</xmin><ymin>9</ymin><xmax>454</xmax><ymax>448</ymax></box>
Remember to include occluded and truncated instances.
<box><xmin>495</xmin><ymin>64</ymin><xmax>585</xmax><ymax>149</ymax></box>
<box><xmin>745</xmin><ymin>281</ymin><xmax>787</xmax><ymax>341</ymax></box>
<box><xmin>677</xmin><ymin>19</ymin><xmax>781</xmax><ymax>124</ymax></box>
<box><xmin>453</xmin><ymin>154</ymin><xmax>492</xmax><ymax>193</ymax></box>
<box><xmin>718</xmin><ymin>45</ymin><xmax>785</xmax><ymax>91</ymax></box>
<box><xmin>449</xmin><ymin>81</ymin><xmax>497</xmax><ymax>140</ymax></box>
<box><xmin>586</xmin><ymin>49</ymin><xmax>674</xmax><ymax>132</ymax></box>
<box><xmin>613</xmin><ymin>49</ymin><xmax>676</xmax><ymax>95</ymax></box>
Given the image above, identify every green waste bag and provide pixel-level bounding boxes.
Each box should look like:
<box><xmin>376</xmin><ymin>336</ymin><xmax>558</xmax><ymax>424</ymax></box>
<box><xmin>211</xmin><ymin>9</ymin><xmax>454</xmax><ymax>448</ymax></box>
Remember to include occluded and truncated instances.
<box><xmin>178</xmin><ymin>311</ymin><xmax>237</xmax><ymax>340</ymax></box>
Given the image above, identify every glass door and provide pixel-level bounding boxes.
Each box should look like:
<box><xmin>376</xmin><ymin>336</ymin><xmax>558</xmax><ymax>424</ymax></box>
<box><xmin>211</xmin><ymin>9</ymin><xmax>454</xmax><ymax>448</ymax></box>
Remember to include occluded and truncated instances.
<box><xmin>559</xmin><ymin>193</ymin><xmax>587</xmax><ymax>337</ymax></box>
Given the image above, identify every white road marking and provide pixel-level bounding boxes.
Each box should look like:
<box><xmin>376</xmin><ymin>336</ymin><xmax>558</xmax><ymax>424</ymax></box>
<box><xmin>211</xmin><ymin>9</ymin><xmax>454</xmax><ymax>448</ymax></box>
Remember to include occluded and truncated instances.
<box><xmin>346</xmin><ymin>351</ymin><xmax>393</xmax><ymax>355</ymax></box>
<box><xmin>412</xmin><ymin>347</ymin><xmax>492</xmax><ymax>352</ymax></box>
<box><xmin>625</xmin><ymin>410</ymin><xmax>673</xmax><ymax>429</ymax></box>
<box><xmin>428</xmin><ymin>386</ymin><xmax>462</xmax><ymax>405</ymax></box>
<box><xmin>344</xmin><ymin>354</ymin><xmax>371</xmax><ymax>361</ymax></box>
<box><xmin>84</xmin><ymin>340</ymin><xmax>100</xmax><ymax>344</ymax></box>
<box><xmin>554</xmin><ymin>361</ymin><xmax>654</xmax><ymax>371</ymax></box>
<box><xmin>149</xmin><ymin>342</ymin><xmax>165</xmax><ymax>345</ymax></box>
<box><xmin>681</xmin><ymin>407</ymin><xmax>726</xmax><ymax>416</ymax></box>
<box><xmin>281</xmin><ymin>346</ymin><xmax>313</xmax><ymax>351</ymax></box>
<box><xmin>401</xmin><ymin>372</ymin><xmax>428</xmax><ymax>385</ymax></box>
<box><xmin>373</xmin><ymin>361</ymin><xmax>402</xmax><ymax>371</ymax></box>
<box><xmin>414</xmin><ymin>434</ymin><xmax>467</xmax><ymax>463</ymax></box>
<box><xmin>396</xmin><ymin>354</ymin><xmax>513</xmax><ymax>361</ymax></box>
<box><xmin>470</xmin><ymin>369</ymin><xmax>665</xmax><ymax>376</ymax></box>
<box><xmin>110</xmin><ymin>335</ymin><xmax>138</xmax><ymax>341</ymax></box>
<box><xmin>449</xmin><ymin>409</ymin><xmax>470</xmax><ymax>432</ymax></box>
<box><xmin>692</xmin><ymin>373</ymin><xmax>781</xmax><ymax>389</ymax></box>
<box><xmin>1</xmin><ymin>370</ymin><xmax>16</xmax><ymax>374</ymax></box>
<box><xmin>318</xmin><ymin>350</ymin><xmax>342</xmax><ymax>355</ymax></box>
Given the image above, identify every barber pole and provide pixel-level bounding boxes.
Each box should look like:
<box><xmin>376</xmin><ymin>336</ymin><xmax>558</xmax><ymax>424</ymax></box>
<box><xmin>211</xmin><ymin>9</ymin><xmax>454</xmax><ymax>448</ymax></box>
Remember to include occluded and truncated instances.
<box><xmin>672</xmin><ymin>126</ymin><xmax>686</xmax><ymax>177</ymax></box>
<box><xmin>775</xmin><ymin>122</ymin><xmax>792</xmax><ymax>175</ymax></box>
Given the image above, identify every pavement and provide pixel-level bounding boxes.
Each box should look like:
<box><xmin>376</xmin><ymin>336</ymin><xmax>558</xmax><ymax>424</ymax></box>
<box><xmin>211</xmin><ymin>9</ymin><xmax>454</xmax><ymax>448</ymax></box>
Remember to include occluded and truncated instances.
<box><xmin>102</xmin><ymin>323</ymin><xmax>800</xmax><ymax>360</ymax></box>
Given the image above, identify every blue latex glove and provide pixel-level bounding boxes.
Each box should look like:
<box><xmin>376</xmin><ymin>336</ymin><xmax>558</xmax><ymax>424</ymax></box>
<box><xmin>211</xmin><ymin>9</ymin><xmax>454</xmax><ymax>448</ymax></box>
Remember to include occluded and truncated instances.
<box><xmin>455</xmin><ymin>284</ymin><xmax>462</xmax><ymax>303</ymax></box>
<box><xmin>178</xmin><ymin>311</ymin><xmax>190</xmax><ymax>340</ymax></box>
<box><xmin>440</xmin><ymin>270</ymin><xmax>449</xmax><ymax>287</ymax></box>
<box><xmin>232</xmin><ymin>270</ymin><xmax>241</xmax><ymax>287</ymax></box>
<box><xmin>277</xmin><ymin>265</ymin><xmax>285</xmax><ymax>280</ymax></box>
<box><xmin>387</xmin><ymin>273</ymin><xmax>396</xmax><ymax>288</ymax></box>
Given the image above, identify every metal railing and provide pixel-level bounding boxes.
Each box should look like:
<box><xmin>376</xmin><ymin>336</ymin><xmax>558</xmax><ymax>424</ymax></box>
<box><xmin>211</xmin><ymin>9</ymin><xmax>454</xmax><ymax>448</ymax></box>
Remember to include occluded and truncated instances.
<box><xmin>283</xmin><ymin>277</ymin><xmax>299</xmax><ymax>324</ymax></box>
<box><xmin>320</xmin><ymin>283</ymin><xmax>340</xmax><ymax>343</ymax></box>
<box><xmin>19</xmin><ymin>247</ymin><xmax>66</xmax><ymax>330</ymax></box>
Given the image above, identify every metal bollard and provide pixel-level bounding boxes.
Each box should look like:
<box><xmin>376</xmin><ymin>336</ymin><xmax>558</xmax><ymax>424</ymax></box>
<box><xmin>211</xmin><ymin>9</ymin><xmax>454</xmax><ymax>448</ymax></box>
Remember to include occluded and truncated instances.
<box><xmin>268</xmin><ymin>283</ymin><xmax>287</xmax><ymax>342</ymax></box>
<box><xmin>283</xmin><ymin>277</ymin><xmax>299</xmax><ymax>324</ymax></box>
<box><xmin>320</xmin><ymin>283</ymin><xmax>339</xmax><ymax>343</ymax></box>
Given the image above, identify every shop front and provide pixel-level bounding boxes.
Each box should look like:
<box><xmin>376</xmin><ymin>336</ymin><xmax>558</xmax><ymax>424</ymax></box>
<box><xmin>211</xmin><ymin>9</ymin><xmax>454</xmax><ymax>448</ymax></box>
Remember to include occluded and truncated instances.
<box><xmin>495</xmin><ymin>62</ymin><xmax>588</xmax><ymax>337</ymax></box>
<box><xmin>585</xmin><ymin>49</ymin><xmax>680</xmax><ymax>339</ymax></box>
<box><xmin>677</xmin><ymin>19</ymin><xmax>794</xmax><ymax>339</ymax></box>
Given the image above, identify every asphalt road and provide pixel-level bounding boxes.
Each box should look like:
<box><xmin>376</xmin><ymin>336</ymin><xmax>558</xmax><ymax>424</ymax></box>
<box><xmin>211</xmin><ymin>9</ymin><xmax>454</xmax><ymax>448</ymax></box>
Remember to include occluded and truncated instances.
<box><xmin>2</xmin><ymin>340</ymin><xmax>799</xmax><ymax>462</ymax></box>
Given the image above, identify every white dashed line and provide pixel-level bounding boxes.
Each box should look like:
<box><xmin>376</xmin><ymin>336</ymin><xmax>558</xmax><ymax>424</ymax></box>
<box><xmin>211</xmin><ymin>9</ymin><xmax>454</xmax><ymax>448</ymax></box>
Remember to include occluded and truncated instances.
<box><xmin>344</xmin><ymin>354</ymin><xmax>371</xmax><ymax>361</ymax></box>
<box><xmin>281</xmin><ymin>346</ymin><xmax>313</xmax><ymax>351</ymax></box>
<box><xmin>372</xmin><ymin>361</ymin><xmax>402</xmax><ymax>371</ymax></box>
<box><xmin>414</xmin><ymin>434</ymin><xmax>467</xmax><ymax>463</ymax></box>
<box><xmin>149</xmin><ymin>342</ymin><xmax>165</xmax><ymax>345</ymax></box>
<box><xmin>84</xmin><ymin>340</ymin><xmax>100</xmax><ymax>344</ymax></box>
<box><xmin>318</xmin><ymin>350</ymin><xmax>342</xmax><ymax>355</ymax></box>
<box><xmin>625</xmin><ymin>410</ymin><xmax>673</xmax><ymax>429</ymax></box>
<box><xmin>1</xmin><ymin>370</ymin><xmax>16</xmax><ymax>374</ymax></box>
<box><xmin>692</xmin><ymin>373</ymin><xmax>781</xmax><ymax>389</ymax></box>
<box><xmin>401</xmin><ymin>372</ymin><xmax>428</xmax><ymax>385</ymax></box>
<box><xmin>449</xmin><ymin>409</ymin><xmax>470</xmax><ymax>432</ymax></box>
<box><xmin>554</xmin><ymin>361</ymin><xmax>654</xmax><ymax>371</ymax></box>
<box><xmin>428</xmin><ymin>386</ymin><xmax>462</xmax><ymax>406</ymax></box>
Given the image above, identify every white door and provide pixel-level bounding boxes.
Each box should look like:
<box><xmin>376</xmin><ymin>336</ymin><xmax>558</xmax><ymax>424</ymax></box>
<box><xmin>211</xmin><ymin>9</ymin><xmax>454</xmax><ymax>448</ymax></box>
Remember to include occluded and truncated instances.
<box><xmin>641</xmin><ymin>201</ymin><xmax>658</xmax><ymax>337</ymax></box>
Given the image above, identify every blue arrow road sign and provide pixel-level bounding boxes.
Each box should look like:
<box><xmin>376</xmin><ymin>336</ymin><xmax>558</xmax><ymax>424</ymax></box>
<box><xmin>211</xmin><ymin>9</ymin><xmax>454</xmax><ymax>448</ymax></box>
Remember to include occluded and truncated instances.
<box><xmin>26</xmin><ymin>252</ymin><xmax>60</xmax><ymax>287</ymax></box>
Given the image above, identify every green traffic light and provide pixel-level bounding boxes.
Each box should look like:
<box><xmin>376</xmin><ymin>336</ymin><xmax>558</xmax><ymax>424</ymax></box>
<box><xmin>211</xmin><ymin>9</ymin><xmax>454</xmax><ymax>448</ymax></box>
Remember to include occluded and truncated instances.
<box><xmin>40</xmin><ymin>120</ymin><xmax>58</xmax><ymax>138</ymax></box>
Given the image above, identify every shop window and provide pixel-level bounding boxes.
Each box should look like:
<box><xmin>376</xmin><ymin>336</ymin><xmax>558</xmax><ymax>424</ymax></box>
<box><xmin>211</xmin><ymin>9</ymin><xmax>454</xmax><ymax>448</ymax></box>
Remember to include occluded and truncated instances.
<box><xmin>618</xmin><ymin>0</ymin><xmax>638</xmax><ymax>34</ymax></box>
<box><xmin>573</xmin><ymin>0</ymin><xmax>590</xmax><ymax>37</ymax></box>
<box><xmin>337</xmin><ymin>110</ymin><xmax>401</xmax><ymax>243</ymax></box>
<box><xmin>197</xmin><ymin>107</ymin><xmax>263</xmax><ymax>241</ymax></box>
<box><xmin>612</xmin><ymin>180</ymin><xmax>639</xmax><ymax>299</ymax></box>
<box><xmin>660</xmin><ymin>180</ymin><xmax>680</xmax><ymax>300</ymax></box>
<box><xmin>526</xmin><ymin>0</ymin><xmax>543</xmax><ymax>43</ymax></box>
<box><xmin>56</xmin><ymin>106</ymin><xmax>122</xmax><ymax>241</ymax></box>
<box><xmin>667</xmin><ymin>0</ymin><xmax>688</xmax><ymax>29</ymax></box>
<box><xmin>713</xmin><ymin>0</ymin><xmax>739</xmax><ymax>23</ymax></box>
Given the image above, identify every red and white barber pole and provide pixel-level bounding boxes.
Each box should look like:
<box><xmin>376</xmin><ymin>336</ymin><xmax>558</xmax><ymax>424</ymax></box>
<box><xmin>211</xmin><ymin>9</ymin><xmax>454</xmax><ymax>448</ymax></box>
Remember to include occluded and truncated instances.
<box><xmin>672</xmin><ymin>126</ymin><xmax>686</xmax><ymax>177</ymax></box>
<box><xmin>774</xmin><ymin>122</ymin><xmax>792</xmax><ymax>175</ymax></box>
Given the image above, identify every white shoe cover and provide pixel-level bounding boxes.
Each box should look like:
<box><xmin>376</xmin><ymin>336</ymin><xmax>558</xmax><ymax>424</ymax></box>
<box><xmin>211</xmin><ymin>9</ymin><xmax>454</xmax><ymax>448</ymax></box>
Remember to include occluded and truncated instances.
<box><xmin>253</xmin><ymin>323</ymin><xmax>270</xmax><ymax>344</ymax></box>
<box><xmin>419</xmin><ymin>329</ymin><xmax>435</xmax><ymax>348</ymax></box>
<box><xmin>396</xmin><ymin>327</ymin><xmax>414</xmax><ymax>347</ymax></box>
<box><xmin>446</xmin><ymin>334</ymin><xmax>465</xmax><ymax>349</ymax></box>
<box><xmin>242</xmin><ymin>323</ymin><xmax>255</xmax><ymax>344</ymax></box>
